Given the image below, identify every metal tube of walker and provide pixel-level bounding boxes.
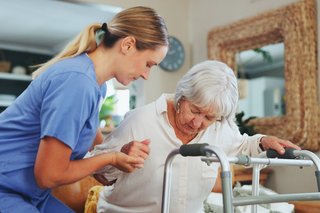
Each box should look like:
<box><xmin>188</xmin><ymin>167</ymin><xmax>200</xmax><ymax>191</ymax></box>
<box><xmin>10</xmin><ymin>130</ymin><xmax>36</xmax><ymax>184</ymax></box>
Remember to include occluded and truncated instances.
<box><xmin>203</xmin><ymin>145</ymin><xmax>234</xmax><ymax>213</ymax></box>
<box><xmin>292</xmin><ymin>150</ymin><xmax>320</xmax><ymax>192</ymax></box>
<box><xmin>161</xmin><ymin>143</ymin><xmax>210</xmax><ymax>213</ymax></box>
<box><xmin>161</xmin><ymin>149</ymin><xmax>180</xmax><ymax>213</ymax></box>
<box><xmin>233</xmin><ymin>192</ymin><xmax>320</xmax><ymax>206</ymax></box>
<box><xmin>162</xmin><ymin>145</ymin><xmax>320</xmax><ymax>213</ymax></box>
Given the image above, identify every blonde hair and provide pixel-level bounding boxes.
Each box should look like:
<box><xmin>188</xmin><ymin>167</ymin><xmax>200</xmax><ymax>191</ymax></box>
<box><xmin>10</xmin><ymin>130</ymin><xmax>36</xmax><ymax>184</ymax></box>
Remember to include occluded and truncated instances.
<box><xmin>32</xmin><ymin>6</ymin><xmax>168</xmax><ymax>78</ymax></box>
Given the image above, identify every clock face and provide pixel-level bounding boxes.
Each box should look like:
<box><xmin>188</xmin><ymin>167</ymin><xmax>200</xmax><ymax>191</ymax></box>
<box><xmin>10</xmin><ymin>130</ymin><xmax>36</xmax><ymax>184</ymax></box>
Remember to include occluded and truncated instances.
<box><xmin>159</xmin><ymin>36</ymin><xmax>185</xmax><ymax>72</ymax></box>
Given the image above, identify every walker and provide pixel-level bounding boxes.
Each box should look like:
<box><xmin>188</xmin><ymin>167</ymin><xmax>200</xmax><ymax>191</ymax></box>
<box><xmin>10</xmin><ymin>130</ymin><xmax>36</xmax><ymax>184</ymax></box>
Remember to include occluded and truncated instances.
<box><xmin>161</xmin><ymin>144</ymin><xmax>320</xmax><ymax>213</ymax></box>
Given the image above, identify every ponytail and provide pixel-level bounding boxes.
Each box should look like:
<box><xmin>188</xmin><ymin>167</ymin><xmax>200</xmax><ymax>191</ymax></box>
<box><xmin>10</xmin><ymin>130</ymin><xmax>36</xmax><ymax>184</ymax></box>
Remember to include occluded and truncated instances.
<box><xmin>32</xmin><ymin>6</ymin><xmax>168</xmax><ymax>79</ymax></box>
<box><xmin>32</xmin><ymin>23</ymin><xmax>101</xmax><ymax>78</ymax></box>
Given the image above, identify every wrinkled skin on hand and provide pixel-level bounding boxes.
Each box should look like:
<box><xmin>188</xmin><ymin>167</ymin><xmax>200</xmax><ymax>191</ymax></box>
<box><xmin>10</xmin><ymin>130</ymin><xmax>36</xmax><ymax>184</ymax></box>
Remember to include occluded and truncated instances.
<box><xmin>121</xmin><ymin>139</ymin><xmax>151</xmax><ymax>160</ymax></box>
<box><xmin>260</xmin><ymin>136</ymin><xmax>301</xmax><ymax>154</ymax></box>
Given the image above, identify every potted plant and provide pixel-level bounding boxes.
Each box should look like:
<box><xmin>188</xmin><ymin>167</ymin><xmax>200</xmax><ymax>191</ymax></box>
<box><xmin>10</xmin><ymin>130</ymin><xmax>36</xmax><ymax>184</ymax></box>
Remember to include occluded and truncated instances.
<box><xmin>99</xmin><ymin>95</ymin><xmax>117</xmax><ymax>131</ymax></box>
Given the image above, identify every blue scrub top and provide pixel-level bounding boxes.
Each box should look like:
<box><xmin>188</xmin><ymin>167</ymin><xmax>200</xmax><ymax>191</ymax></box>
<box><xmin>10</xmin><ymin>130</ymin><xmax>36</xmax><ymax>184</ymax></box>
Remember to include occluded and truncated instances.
<box><xmin>0</xmin><ymin>53</ymin><xmax>106</xmax><ymax>194</ymax></box>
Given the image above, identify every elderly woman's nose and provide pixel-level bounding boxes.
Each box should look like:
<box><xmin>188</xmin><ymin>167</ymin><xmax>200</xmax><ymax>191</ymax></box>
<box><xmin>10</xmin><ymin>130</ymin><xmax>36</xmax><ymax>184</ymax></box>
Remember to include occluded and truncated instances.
<box><xmin>192</xmin><ymin>116</ymin><xmax>203</xmax><ymax>127</ymax></box>
<box><xmin>141</xmin><ymin>70</ymin><xmax>150</xmax><ymax>80</ymax></box>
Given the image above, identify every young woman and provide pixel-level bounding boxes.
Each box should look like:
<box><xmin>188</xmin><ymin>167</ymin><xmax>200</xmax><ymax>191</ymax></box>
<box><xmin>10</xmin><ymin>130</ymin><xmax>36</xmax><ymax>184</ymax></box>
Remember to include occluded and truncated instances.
<box><xmin>0</xmin><ymin>6</ymin><xmax>168</xmax><ymax>212</ymax></box>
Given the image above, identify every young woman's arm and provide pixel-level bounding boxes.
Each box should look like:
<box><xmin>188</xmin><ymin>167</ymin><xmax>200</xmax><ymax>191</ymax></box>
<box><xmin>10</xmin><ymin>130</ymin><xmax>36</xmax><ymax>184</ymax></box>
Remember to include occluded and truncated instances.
<box><xmin>34</xmin><ymin>136</ymin><xmax>144</xmax><ymax>189</ymax></box>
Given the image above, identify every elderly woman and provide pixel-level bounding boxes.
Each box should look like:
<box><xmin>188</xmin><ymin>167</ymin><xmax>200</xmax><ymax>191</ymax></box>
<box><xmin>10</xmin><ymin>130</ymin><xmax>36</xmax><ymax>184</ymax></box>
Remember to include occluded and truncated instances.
<box><xmin>90</xmin><ymin>60</ymin><xmax>300</xmax><ymax>213</ymax></box>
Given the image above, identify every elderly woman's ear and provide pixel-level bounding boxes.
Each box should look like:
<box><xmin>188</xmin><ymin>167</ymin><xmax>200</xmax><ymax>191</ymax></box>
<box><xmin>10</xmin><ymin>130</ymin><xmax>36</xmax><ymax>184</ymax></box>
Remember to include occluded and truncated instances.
<box><xmin>176</xmin><ymin>101</ymin><xmax>181</xmax><ymax>113</ymax></box>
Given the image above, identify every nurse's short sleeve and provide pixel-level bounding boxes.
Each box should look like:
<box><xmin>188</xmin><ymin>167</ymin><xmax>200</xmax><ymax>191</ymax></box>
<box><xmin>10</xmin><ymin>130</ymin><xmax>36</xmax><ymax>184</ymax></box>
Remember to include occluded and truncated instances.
<box><xmin>40</xmin><ymin>72</ymin><xmax>97</xmax><ymax>150</ymax></box>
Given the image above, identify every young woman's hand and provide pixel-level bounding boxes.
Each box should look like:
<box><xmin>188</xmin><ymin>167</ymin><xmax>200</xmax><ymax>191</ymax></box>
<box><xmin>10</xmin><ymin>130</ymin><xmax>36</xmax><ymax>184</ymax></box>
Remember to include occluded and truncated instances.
<box><xmin>110</xmin><ymin>152</ymin><xmax>145</xmax><ymax>172</ymax></box>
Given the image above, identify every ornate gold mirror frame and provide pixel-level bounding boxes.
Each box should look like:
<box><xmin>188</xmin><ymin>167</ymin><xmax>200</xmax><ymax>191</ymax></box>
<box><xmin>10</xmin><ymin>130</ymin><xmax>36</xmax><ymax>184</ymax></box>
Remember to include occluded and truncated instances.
<box><xmin>208</xmin><ymin>0</ymin><xmax>318</xmax><ymax>150</ymax></box>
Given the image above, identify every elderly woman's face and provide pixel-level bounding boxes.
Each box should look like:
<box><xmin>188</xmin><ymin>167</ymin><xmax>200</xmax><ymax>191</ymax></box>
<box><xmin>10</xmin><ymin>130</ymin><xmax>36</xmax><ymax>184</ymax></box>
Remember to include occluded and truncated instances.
<box><xmin>175</xmin><ymin>99</ymin><xmax>221</xmax><ymax>135</ymax></box>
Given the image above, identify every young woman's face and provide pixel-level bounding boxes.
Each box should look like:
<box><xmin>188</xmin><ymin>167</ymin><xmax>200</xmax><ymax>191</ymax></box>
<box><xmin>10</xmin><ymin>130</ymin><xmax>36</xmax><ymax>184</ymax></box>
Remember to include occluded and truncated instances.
<box><xmin>115</xmin><ymin>45</ymin><xmax>168</xmax><ymax>85</ymax></box>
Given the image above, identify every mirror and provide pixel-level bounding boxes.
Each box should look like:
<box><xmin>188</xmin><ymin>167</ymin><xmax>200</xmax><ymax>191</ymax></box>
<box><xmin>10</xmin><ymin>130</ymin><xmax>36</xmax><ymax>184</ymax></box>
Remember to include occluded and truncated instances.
<box><xmin>237</xmin><ymin>43</ymin><xmax>285</xmax><ymax>118</ymax></box>
<box><xmin>207</xmin><ymin>0</ymin><xmax>318</xmax><ymax>150</ymax></box>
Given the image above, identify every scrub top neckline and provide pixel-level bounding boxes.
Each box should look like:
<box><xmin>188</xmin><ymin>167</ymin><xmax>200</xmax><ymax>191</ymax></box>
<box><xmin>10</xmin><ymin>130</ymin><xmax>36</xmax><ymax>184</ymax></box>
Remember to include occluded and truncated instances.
<box><xmin>83</xmin><ymin>53</ymin><xmax>106</xmax><ymax>98</ymax></box>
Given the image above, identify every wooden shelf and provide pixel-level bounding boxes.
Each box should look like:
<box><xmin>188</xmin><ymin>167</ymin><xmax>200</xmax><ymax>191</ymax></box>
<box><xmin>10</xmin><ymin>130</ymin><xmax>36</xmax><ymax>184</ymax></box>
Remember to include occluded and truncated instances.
<box><xmin>233</xmin><ymin>166</ymin><xmax>273</xmax><ymax>185</ymax></box>
<box><xmin>290</xmin><ymin>201</ymin><xmax>320</xmax><ymax>213</ymax></box>
<box><xmin>0</xmin><ymin>72</ymin><xmax>32</xmax><ymax>81</ymax></box>
<box><xmin>212</xmin><ymin>165</ymin><xmax>273</xmax><ymax>193</ymax></box>
<box><xmin>0</xmin><ymin>99</ymin><xmax>14</xmax><ymax>107</ymax></box>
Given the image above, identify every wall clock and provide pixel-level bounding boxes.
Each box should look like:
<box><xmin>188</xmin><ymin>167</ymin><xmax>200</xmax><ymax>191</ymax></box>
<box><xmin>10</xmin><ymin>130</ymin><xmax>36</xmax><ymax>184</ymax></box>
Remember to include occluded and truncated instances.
<box><xmin>159</xmin><ymin>36</ymin><xmax>185</xmax><ymax>72</ymax></box>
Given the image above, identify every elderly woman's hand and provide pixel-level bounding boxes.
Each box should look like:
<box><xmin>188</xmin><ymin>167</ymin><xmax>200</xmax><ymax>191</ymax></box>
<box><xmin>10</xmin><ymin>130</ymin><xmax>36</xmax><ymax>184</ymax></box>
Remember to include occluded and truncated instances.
<box><xmin>121</xmin><ymin>139</ymin><xmax>151</xmax><ymax>168</ymax></box>
<box><xmin>260</xmin><ymin>136</ymin><xmax>301</xmax><ymax>154</ymax></box>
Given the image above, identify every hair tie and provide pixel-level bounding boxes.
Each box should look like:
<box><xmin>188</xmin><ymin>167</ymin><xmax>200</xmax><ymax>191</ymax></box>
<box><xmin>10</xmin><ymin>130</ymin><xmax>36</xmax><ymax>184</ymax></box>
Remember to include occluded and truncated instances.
<box><xmin>95</xmin><ymin>23</ymin><xmax>107</xmax><ymax>45</ymax></box>
<box><xmin>101</xmin><ymin>23</ymin><xmax>108</xmax><ymax>32</ymax></box>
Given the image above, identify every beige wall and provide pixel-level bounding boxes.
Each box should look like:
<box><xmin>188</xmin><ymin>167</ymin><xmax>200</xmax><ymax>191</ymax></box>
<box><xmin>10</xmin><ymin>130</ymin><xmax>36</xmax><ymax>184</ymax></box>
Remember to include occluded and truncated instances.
<box><xmin>88</xmin><ymin>0</ymin><xmax>320</xmax><ymax>193</ymax></box>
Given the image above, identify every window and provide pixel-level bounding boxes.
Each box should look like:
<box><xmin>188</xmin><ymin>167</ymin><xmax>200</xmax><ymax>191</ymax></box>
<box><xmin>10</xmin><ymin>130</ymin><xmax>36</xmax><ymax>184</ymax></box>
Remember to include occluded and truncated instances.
<box><xmin>99</xmin><ymin>79</ymin><xmax>141</xmax><ymax>130</ymax></box>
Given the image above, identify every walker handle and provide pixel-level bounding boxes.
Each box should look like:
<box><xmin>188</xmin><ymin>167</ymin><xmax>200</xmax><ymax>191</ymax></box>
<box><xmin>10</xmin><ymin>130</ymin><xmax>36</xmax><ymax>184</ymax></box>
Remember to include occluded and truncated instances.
<box><xmin>179</xmin><ymin>143</ymin><xmax>209</xmax><ymax>156</ymax></box>
<box><xmin>266</xmin><ymin>148</ymin><xmax>297</xmax><ymax>159</ymax></box>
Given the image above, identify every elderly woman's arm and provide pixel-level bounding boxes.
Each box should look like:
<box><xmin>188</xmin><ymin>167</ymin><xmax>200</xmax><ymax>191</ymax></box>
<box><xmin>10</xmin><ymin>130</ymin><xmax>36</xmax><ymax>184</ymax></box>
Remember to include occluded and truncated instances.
<box><xmin>216</xmin><ymin>121</ymin><xmax>301</xmax><ymax>157</ymax></box>
<box><xmin>234</xmin><ymin>133</ymin><xmax>300</xmax><ymax>156</ymax></box>
<box><xmin>89</xmin><ymin>114</ymin><xmax>151</xmax><ymax>185</ymax></box>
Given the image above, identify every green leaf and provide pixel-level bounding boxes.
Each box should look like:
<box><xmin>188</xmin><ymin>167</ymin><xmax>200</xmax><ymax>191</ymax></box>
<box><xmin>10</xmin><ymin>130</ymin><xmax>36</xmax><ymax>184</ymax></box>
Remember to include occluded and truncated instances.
<box><xmin>99</xmin><ymin>95</ymin><xmax>117</xmax><ymax>120</ymax></box>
